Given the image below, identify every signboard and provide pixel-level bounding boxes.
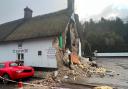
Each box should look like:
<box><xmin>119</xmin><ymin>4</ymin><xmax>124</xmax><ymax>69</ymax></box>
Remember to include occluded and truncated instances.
<box><xmin>13</xmin><ymin>49</ymin><xmax>28</xmax><ymax>53</ymax></box>
<box><xmin>46</xmin><ymin>47</ymin><xmax>56</xmax><ymax>59</ymax></box>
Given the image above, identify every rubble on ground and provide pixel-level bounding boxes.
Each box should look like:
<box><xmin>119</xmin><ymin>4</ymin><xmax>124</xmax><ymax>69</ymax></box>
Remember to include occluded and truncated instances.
<box><xmin>31</xmin><ymin>50</ymin><xmax>108</xmax><ymax>89</ymax></box>
<box><xmin>31</xmin><ymin>72</ymin><xmax>57</xmax><ymax>87</ymax></box>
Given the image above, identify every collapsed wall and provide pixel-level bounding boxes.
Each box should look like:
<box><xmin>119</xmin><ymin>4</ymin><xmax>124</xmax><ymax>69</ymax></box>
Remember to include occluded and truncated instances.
<box><xmin>51</xmin><ymin>29</ymin><xmax>106</xmax><ymax>82</ymax></box>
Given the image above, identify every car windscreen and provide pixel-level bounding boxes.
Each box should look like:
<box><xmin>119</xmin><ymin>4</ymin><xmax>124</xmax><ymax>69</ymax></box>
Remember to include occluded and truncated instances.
<box><xmin>10</xmin><ymin>62</ymin><xmax>18</xmax><ymax>67</ymax></box>
<box><xmin>0</xmin><ymin>63</ymin><xmax>5</xmax><ymax>68</ymax></box>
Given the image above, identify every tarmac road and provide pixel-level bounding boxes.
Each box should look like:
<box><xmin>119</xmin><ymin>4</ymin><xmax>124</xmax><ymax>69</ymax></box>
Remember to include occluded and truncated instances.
<box><xmin>0</xmin><ymin>57</ymin><xmax>128</xmax><ymax>89</ymax></box>
<box><xmin>88</xmin><ymin>57</ymin><xmax>128</xmax><ymax>89</ymax></box>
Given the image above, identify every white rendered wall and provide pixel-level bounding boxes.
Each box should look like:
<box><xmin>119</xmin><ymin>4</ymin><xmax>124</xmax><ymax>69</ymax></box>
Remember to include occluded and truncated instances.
<box><xmin>0</xmin><ymin>38</ymin><xmax>57</xmax><ymax>68</ymax></box>
<box><xmin>0</xmin><ymin>43</ymin><xmax>17</xmax><ymax>62</ymax></box>
<box><xmin>78</xmin><ymin>39</ymin><xmax>81</xmax><ymax>56</ymax></box>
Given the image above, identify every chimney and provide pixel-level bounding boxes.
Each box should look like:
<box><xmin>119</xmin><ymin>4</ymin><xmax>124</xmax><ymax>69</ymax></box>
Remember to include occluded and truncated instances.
<box><xmin>67</xmin><ymin>0</ymin><xmax>74</xmax><ymax>13</ymax></box>
<box><xmin>24</xmin><ymin>7</ymin><xmax>33</xmax><ymax>19</ymax></box>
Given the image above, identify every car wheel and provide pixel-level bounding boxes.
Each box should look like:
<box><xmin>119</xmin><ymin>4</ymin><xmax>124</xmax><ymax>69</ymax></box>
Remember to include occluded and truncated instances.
<box><xmin>2</xmin><ymin>74</ymin><xmax>10</xmax><ymax>84</ymax></box>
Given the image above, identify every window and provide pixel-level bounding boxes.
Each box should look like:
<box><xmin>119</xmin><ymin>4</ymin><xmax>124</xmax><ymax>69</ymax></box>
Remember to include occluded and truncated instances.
<box><xmin>18</xmin><ymin>42</ymin><xmax>22</xmax><ymax>47</ymax></box>
<box><xmin>10</xmin><ymin>62</ymin><xmax>18</xmax><ymax>67</ymax></box>
<box><xmin>18</xmin><ymin>42</ymin><xmax>22</xmax><ymax>49</ymax></box>
<box><xmin>38</xmin><ymin>51</ymin><xmax>42</xmax><ymax>56</ymax></box>
<box><xmin>0</xmin><ymin>63</ymin><xmax>5</xmax><ymax>68</ymax></box>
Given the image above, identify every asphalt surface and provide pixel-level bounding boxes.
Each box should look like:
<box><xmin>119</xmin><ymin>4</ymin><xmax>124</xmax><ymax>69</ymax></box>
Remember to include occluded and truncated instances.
<box><xmin>0</xmin><ymin>57</ymin><xmax>128</xmax><ymax>89</ymax></box>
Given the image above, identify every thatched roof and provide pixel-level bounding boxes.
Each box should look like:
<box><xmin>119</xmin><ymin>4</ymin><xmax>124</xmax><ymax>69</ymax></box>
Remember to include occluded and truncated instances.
<box><xmin>0</xmin><ymin>19</ymin><xmax>24</xmax><ymax>41</ymax></box>
<box><xmin>0</xmin><ymin>9</ymin><xmax>79</xmax><ymax>42</ymax></box>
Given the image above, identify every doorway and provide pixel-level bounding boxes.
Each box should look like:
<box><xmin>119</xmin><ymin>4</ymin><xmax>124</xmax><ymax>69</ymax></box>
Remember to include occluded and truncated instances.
<box><xmin>17</xmin><ymin>53</ymin><xmax>24</xmax><ymax>65</ymax></box>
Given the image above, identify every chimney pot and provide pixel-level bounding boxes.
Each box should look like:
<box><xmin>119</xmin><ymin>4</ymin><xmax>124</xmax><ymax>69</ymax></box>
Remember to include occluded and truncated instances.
<box><xmin>24</xmin><ymin>7</ymin><xmax>33</xmax><ymax>19</ymax></box>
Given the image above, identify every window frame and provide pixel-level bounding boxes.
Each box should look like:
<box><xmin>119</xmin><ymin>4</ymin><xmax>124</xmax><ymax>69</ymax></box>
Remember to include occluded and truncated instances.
<box><xmin>38</xmin><ymin>51</ymin><xmax>42</xmax><ymax>56</ymax></box>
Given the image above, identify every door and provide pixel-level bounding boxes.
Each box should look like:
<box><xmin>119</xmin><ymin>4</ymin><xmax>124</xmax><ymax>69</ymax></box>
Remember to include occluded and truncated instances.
<box><xmin>17</xmin><ymin>53</ymin><xmax>24</xmax><ymax>65</ymax></box>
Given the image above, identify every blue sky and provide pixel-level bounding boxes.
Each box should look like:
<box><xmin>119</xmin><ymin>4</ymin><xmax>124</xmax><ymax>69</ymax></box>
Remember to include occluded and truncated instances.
<box><xmin>0</xmin><ymin>0</ymin><xmax>128</xmax><ymax>24</ymax></box>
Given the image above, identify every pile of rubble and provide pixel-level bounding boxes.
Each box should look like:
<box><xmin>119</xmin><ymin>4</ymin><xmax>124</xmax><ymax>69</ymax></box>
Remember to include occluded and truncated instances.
<box><xmin>53</xmin><ymin>57</ymin><xmax>106</xmax><ymax>82</ymax></box>
<box><xmin>31</xmin><ymin>72</ymin><xmax>57</xmax><ymax>87</ymax></box>
<box><xmin>32</xmin><ymin>49</ymin><xmax>107</xmax><ymax>88</ymax></box>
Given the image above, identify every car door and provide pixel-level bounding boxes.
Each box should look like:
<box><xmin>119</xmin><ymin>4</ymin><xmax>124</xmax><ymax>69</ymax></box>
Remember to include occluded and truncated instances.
<box><xmin>0</xmin><ymin>63</ymin><xmax>5</xmax><ymax>76</ymax></box>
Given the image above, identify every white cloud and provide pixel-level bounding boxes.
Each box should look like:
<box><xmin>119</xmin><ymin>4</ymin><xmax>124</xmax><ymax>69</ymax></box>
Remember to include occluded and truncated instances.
<box><xmin>75</xmin><ymin>0</ymin><xmax>128</xmax><ymax>21</ymax></box>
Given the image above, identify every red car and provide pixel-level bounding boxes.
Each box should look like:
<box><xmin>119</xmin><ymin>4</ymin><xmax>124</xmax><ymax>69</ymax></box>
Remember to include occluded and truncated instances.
<box><xmin>0</xmin><ymin>61</ymin><xmax>34</xmax><ymax>82</ymax></box>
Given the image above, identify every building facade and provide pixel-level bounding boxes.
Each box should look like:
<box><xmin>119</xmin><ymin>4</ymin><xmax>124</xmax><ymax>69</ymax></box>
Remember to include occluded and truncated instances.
<box><xmin>0</xmin><ymin>0</ymin><xmax>81</xmax><ymax>68</ymax></box>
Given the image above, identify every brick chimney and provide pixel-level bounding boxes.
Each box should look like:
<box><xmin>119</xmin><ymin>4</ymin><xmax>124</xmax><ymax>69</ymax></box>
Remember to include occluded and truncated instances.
<box><xmin>24</xmin><ymin>7</ymin><xmax>33</xmax><ymax>19</ymax></box>
<box><xmin>67</xmin><ymin>0</ymin><xmax>74</xmax><ymax>13</ymax></box>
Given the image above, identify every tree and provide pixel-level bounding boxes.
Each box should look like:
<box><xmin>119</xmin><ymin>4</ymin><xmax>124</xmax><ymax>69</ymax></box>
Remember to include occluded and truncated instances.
<box><xmin>80</xmin><ymin>17</ymin><xmax>128</xmax><ymax>54</ymax></box>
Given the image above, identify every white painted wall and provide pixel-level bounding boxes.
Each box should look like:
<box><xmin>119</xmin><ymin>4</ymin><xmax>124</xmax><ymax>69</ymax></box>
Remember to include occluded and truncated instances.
<box><xmin>0</xmin><ymin>43</ymin><xmax>17</xmax><ymax>62</ymax></box>
<box><xmin>78</xmin><ymin>38</ymin><xmax>81</xmax><ymax>56</ymax></box>
<box><xmin>0</xmin><ymin>38</ymin><xmax>57</xmax><ymax>68</ymax></box>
